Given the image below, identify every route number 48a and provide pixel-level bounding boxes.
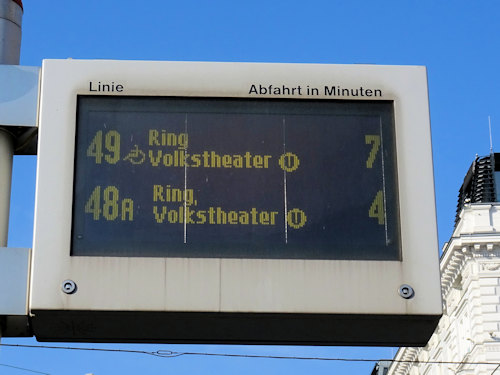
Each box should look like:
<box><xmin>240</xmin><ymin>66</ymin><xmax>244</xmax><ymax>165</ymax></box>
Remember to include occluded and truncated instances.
<box><xmin>84</xmin><ymin>186</ymin><xmax>134</xmax><ymax>221</ymax></box>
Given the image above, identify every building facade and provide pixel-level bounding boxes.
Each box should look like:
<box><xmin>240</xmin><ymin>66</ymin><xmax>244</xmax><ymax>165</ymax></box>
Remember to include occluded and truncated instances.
<box><xmin>388</xmin><ymin>203</ymin><xmax>500</xmax><ymax>374</ymax></box>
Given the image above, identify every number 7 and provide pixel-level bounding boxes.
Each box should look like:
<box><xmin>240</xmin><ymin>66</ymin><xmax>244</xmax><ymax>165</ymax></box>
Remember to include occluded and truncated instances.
<box><xmin>365</xmin><ymin>135</ymin><xmax>380</xmax><ymax>169</ymax></box>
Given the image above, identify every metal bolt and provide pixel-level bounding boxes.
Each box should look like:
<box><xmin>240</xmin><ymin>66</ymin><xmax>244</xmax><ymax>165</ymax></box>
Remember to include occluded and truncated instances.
<box><xmin>398</xmin><ymin>284</ymin><xmax>415</xmax><ymax>299</ymax></box>
<box><xmin>62</xmin><ymin>280</ymin><xmax>77</xmax><ymax>294</ymax></box>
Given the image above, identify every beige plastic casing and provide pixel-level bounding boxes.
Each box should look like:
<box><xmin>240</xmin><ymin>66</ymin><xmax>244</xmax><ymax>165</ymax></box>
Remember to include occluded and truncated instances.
<box><xmin>30</xmin><ymin>59</ymin><xmax>441</xmax><ymax>345</ymax></box>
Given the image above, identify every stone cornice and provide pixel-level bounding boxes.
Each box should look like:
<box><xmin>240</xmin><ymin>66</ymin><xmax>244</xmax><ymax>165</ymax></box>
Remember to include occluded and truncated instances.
<box><xmin>441</xmin><ymin>204</ymin><xmax>500</xmax><ymax>298</ymax></box>
<box><xmin>388</xmin><ymin>203</ymin><xmax>500</xmax><ymax>375</ymax></box>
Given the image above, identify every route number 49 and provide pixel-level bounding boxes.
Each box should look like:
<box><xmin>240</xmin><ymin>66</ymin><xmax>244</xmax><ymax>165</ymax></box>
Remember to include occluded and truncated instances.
<box><xmin>87</xmin><ymin>130</ymin><xmax>121</xmax><ymax>164</ymax></box>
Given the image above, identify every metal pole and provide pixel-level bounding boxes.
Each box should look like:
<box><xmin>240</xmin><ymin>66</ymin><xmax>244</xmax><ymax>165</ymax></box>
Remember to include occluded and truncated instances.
<box><xmin>0</xmin><ymin>0</ymin><xmax>23</xmax><ymax>248</ymax></box>
<box><xmin>0</xmin><ymin>129</ymin><xmax>13</xmax><ymax>247</ymax></box>
<box><xmin>0</xmin><ymin>128</ymin><xmax>12</xmax><ymax>345</ymax></box>
<box><xmin>0</xmin><ymin>0</ymin><xmax>23</xmax><ymax>64</ymax></box>
<box><xmin>0</xmin><ymin>0</ymin><xmax>23</xmax><ymax>343</ymax></box>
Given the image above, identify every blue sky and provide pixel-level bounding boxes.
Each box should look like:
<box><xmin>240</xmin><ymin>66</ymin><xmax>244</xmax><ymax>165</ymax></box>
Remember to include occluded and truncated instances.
<box><xmin>2</xmin><ymin>0</ymin><xmax>500</xmax><ymax>374</ymax></box>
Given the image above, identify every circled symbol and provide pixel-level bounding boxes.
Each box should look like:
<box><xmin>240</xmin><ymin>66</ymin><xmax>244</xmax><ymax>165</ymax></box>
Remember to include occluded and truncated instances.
<box><xmin>287</xmin><ymin>208</ymin><xmax>307</xmax><ymax>229</ymax></box>
<box><xmin>124</xmin><ymin>145</ymin><xmax>145</xmax><ymax>165</ymax></box>
<box><xmin>279</xmin><ymin>152</ymin><xmax>300</xmax><ymax>172</ymax></box>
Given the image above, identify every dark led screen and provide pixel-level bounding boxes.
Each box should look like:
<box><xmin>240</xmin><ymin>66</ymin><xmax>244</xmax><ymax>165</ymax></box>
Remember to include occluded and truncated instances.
<box><xmin>72</xmin><ymin>96</ymin><xmax>400</xmax><ymax>260</ymax></box>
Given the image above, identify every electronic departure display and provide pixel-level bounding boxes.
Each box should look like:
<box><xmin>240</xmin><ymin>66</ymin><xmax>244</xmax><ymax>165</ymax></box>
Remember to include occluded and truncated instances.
<box><xmin>72</xmin><ymin>96</ymin><xmax>399</xmax><ymax>260</ymax></box>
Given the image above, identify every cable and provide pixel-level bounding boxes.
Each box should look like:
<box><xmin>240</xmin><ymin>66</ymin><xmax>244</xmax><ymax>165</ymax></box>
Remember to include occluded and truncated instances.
<box><xmin>0</xmin><ymin>363</ymin><xmax>50</xmax><ymax>375</ymax></box>
<box><xmin>0</xmin><ymin>343</ymin><xmax>155</xmax><ymax>356</ymax></box>
<box><xmin>3</xmin><ymin>343</ymin><xmax>500</xmax><ymax>368</ymax></box>
<box><xmin>154</xmin><ymin>350</ymin><xmax>382</xmax><ymax>361</ymax></box>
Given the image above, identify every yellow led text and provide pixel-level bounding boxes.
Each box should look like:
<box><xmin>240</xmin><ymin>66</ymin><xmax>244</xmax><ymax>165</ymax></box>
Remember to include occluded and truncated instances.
<box><xmin>153</xmin><ymin>185</ymin><xmax>197</xmax><ymax>206</ymax></box>
<box><xmin>84</xmin><ymin>186</ymin><xmax>134</xmax><ymax>221</ymax></box>
<box><xmin>148</xmin><ymin>150</ymin><xmax>272</xmax><ymax>169</ymax></box>
<box><xmin>149</xmin><ymin>129</ymin><xmax>188</xmax><ymax>149</ymax></box>
<box><xmin>153</xmin><ymin>206</ymin><xmax>278</xmax><ymax>226</ymax></box>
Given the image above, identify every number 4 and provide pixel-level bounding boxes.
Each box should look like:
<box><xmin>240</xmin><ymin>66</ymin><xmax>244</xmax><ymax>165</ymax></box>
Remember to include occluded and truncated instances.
<box><xmin>369</xmin><ymin>190</ymin><xmax>385</xmax><ymax>225</ymax></box>
<box><xmin>85</xmin><ymin>186</ymin><xmax>101</xmax><ymax>220</ymax></box>
<box><xmin>87</xmin><ymin>131</ymin><xmax>103</xmax><ymax>164</ymax></box>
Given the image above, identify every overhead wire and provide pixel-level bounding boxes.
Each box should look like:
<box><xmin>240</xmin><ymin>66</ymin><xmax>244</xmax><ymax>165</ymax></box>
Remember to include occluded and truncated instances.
<box><xmin>0</xmin><ymin>362</ymin><xmax>51</xmax><ymax>375</ymax></box>
<box><xmin>3</xmin><ymin>342</ymin><xmax>500</xmax><ymax>368</ymax></box>
<box><xmin>491</xmin><ymin>363</ymin><xmax>500</xmax><ymax>375</ymax></box>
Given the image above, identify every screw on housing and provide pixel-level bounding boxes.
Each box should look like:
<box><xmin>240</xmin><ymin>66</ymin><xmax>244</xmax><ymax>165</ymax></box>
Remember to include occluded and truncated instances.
<box><xmin>62</xmin><ymin>280</ymin><xmax>77</xmax><ymax>294</ymax></box>
<box><xmin>398</xmin><ymin>284</ymin><xmax>415</xmax><ymax>299</ymax></box>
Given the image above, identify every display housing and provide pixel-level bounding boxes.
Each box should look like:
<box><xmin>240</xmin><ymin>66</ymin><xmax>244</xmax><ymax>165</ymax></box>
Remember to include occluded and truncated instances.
<box><xmin>31</xmin><ymin>59</ymin><xmax>441</xmax><ymax>345</ymax></box>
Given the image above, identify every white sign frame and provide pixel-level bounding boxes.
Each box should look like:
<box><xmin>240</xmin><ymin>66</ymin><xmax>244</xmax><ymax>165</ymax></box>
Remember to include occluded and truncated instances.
<box><xmin>31</xmin><ymin>59</ymin><xmax>441</xmax><ymax>345</ymax></box>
